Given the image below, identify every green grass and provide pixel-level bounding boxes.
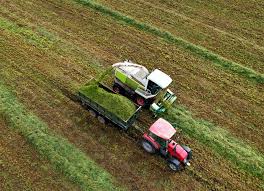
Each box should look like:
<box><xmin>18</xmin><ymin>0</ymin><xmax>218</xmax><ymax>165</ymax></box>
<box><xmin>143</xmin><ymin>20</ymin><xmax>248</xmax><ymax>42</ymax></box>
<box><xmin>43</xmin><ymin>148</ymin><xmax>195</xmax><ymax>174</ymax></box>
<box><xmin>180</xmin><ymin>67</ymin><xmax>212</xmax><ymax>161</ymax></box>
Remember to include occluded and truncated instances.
<box><xmin>74</xmin><ymin>0</ymin><xmax>264</xmax><ymax>84</ymax></box>
<box><xmin>79</xmin><ymin>84</ymin><xmax>136</xmax><ymax>121</ymax></box>
<box><xmin>162</xmin><ymin>106</ymin><xmax>264</xmax><ymax>181</ymax></box>
<box><xmin>0</xmin><ymin>17</ymin><xmax>55</xmax><ymax>48</ymax></box>
<box><xmin>0</xmin><ymin>82</ymin><xmax>123</xmax><ymax>191</ymax></box>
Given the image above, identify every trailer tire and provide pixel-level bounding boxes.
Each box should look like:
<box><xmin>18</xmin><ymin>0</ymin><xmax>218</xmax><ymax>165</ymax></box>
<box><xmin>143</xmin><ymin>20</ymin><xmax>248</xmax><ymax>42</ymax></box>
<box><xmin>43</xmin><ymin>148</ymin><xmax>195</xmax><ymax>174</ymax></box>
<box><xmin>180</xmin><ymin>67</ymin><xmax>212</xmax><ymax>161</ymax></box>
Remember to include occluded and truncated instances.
<box><xmin>97</xmin><ymin>116</ymin><xmax>106</xmax><ymax>124</ymax></box>
<box><xmin>89</xmin><ymin>109</ymin><xmax>97</xmax><ymax>118</ymax></box>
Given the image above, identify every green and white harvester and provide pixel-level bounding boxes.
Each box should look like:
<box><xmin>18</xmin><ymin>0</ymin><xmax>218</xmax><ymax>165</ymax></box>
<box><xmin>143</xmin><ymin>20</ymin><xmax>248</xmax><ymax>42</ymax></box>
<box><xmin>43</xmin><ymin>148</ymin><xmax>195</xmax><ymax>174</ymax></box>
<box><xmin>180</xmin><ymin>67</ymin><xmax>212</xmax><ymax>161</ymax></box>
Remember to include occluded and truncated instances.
<box><xmin>112</xmin><ymin>60</ymin><xmax>177</xmax><ymax>115</ymax></box>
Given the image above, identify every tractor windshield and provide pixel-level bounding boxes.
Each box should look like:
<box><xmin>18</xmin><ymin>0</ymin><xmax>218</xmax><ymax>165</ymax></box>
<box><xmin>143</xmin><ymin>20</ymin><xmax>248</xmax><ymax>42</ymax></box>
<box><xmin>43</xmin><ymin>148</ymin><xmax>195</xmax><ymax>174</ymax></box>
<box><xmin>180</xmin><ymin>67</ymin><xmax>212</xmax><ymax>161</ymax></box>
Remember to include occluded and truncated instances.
<box><xmin>149</xmin><ymin>132</ymin><xmax>167</xmax><ymax>147</ymax></box>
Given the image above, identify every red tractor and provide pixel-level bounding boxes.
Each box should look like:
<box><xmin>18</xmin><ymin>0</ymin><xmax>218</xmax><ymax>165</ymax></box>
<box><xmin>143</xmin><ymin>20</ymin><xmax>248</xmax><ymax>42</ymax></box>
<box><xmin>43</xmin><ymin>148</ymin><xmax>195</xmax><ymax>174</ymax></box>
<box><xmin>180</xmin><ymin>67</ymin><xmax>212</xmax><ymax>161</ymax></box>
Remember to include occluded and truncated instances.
<box><xmin>142</xmin><ymin>118</ymin><xmax>192</xmax><ymax>171</ymax></box>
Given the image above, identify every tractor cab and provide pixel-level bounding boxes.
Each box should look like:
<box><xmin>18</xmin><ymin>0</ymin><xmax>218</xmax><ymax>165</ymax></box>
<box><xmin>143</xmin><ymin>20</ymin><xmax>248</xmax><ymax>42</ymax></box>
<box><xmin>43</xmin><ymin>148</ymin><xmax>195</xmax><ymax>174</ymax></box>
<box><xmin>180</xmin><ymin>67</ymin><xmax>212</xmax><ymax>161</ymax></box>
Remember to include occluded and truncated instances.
<box><xmin>142</xmin><ymin>118</ymin><xmax>192</xmax><ymax>171</ymax></box>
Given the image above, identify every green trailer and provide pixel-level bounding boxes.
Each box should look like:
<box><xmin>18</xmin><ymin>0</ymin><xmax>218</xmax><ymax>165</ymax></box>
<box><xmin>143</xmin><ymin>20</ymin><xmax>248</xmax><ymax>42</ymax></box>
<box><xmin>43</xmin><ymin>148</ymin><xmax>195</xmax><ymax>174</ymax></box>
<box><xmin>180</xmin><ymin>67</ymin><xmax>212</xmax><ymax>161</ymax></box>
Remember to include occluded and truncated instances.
<box><xmin>77</xmin><ymin>83</ymin><xmax>142</xmax><ymax>130</ymax></box>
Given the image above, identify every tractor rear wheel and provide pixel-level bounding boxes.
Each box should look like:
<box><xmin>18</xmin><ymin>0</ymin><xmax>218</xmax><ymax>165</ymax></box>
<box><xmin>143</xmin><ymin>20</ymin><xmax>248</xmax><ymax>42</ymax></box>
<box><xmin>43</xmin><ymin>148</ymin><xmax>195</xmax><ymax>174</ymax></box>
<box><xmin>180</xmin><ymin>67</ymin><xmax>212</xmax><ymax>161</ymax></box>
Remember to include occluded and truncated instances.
<box><xmin>141</xmin><ymin>140</ymin><xmax>156</xmax><ymax>154</ymax></box>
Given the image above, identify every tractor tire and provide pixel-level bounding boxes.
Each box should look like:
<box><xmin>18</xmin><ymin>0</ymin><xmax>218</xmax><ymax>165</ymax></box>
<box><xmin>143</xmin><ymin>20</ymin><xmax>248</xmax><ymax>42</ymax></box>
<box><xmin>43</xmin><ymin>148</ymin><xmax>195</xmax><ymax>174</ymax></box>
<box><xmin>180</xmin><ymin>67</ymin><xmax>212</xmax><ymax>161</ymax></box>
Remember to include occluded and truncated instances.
<box><xmin>89</xmin><ymin>109</ymin><xmax>97</xmax><ymax>118</ymax></box>
<box><xmin>168</xmin><ymin>162</ymin><xmax>181</xmax><ymax>171</ymax></box>
<box><xmin>97</xmin><ymin>115</ymin><xmax>106</xmax><ymax>124</ymax></box>
<box><xmin>136</xmin><ymin>96</ymin><xmax>145</xmax><ymax>106</ymax></box>
<box><xmin>182</xmin><ymin>145</ymin><xmax>192</xmax><ymax>160</ymax></box>
<box><xmin>141</xmin><ymin>140</ymin><xmax>156</xmax><ymax>154</ymax></box>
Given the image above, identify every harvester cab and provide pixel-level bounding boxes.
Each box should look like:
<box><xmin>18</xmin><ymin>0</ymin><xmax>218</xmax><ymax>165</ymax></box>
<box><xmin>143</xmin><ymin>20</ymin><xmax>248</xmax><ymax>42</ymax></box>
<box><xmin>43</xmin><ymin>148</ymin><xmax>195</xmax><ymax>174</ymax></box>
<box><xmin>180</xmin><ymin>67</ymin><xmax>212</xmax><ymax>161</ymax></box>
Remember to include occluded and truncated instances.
<box><xmin>142</xmin><ymin>118</ymin><xmax>192</xmax><ymax>171</ymax></box>
<box><xmin>112</xmin><ymin>60</ymin><xmax>176</xmax><ymax>114</ymax></box>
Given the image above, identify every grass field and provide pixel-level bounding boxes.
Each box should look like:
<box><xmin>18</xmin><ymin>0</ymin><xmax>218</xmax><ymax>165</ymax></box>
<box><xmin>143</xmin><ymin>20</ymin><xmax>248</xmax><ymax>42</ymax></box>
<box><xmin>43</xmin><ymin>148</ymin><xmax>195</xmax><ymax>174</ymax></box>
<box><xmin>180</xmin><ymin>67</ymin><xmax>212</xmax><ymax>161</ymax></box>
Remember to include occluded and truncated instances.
<box><xmin>0</xmin><ymin>0</ymin><xmax>263</xmax><ymax>190</ymax></box>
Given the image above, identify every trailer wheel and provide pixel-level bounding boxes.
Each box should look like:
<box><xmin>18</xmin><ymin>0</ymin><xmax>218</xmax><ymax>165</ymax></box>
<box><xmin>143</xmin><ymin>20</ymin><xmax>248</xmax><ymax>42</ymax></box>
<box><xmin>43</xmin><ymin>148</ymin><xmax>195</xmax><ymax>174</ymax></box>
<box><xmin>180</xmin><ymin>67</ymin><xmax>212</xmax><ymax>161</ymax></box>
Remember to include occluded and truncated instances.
<box><xmin>89</xmin><ymin>109</ymin><xmax>97</xmax><ymax>118</ymax></box>
<box><xmin>81</xmin><ymin>100</ymin><xmax>86</xmax><ymax>106</ymax></box>
<box><xmin>97</xmin><ymin>116</ymin><xmax>106</xmax><ymax>124</ymax></box>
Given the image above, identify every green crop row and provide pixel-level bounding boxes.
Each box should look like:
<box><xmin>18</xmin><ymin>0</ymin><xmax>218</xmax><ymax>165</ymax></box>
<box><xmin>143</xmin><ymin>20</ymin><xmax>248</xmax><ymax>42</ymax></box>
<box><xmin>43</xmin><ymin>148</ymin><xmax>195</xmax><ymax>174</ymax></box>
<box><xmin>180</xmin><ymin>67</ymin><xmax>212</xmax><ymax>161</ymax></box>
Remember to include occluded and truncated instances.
<box><xmin>0</xmin><ymin>17</ymin><xmax>56</xmax><ymax>49</ymax></box>
<box><xmin>74</xmin><ymin>0</ymin><xmax>264</xmax><ymax>84</ymax></box>
<box><xmin>0</xmin><ymin>82</ymin><xmax>123</xmax><ymax>191</ymax></box>
<box><xmin>163</xmin><ymin>106</ymin><xmax>264</xmax><ymax>181</ymax></box>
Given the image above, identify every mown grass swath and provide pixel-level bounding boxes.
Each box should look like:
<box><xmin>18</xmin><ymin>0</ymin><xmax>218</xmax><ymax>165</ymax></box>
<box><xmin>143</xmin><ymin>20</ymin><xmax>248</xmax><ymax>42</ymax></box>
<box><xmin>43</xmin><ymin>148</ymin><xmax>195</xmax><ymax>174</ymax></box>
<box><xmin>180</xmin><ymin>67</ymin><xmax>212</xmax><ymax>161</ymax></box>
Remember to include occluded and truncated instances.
<box><xmin>0</xmin><ymin>83</ymin><xmax>123</xmax><ymax>191</ymax></box>
<box><xmin>0</xmin><ymin>17</ymin><xmax>56</xmax><ymax>48</ymax></box>
<box><xmin>163</xmin><ymin>106</ymin><xmax>264</xmax><ymax>181</ymax></box>
<box><xmin>74</xmin><ymin>0</ymin><xmax>264</xmax><ymax>84</ymax></box>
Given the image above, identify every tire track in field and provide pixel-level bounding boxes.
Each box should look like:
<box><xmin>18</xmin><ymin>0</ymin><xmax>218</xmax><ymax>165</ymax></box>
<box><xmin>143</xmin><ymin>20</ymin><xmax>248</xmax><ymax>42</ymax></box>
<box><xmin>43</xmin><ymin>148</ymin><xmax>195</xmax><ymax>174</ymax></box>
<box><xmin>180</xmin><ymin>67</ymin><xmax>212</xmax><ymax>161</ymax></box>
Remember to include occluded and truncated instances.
<box><xmin>73</xmin><ymin>0</ymin><xmax>264</xmax><ymax>84</ymax></box>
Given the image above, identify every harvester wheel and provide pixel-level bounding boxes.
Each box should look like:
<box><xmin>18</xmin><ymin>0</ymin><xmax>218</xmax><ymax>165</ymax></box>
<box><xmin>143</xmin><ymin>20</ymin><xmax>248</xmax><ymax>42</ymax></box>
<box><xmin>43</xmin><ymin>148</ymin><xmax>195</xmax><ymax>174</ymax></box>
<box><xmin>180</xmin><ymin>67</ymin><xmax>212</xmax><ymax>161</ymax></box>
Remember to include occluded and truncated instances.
<box><xmin>89</xmin><ymin>109</ymin><xmax>97</xmax><ymax>118</ymax></box>
<box><xmin>97</xmin><ymin>116</ymin><xmax>106</xmax><ymax>124</ymax></box>
<box><xmin>141</xmin><ymin>140</ymin><xmax>156</xmax><ymax>154</ymax></box>
<box><xmin>136</xmin><ymin>96</ymin><xmax>145</xmax><ymax>106</ymax></box>
<box><xmin>113</xmin><ymin>85</ymin><xmax>120</xmax><ymax>94</ymax></box>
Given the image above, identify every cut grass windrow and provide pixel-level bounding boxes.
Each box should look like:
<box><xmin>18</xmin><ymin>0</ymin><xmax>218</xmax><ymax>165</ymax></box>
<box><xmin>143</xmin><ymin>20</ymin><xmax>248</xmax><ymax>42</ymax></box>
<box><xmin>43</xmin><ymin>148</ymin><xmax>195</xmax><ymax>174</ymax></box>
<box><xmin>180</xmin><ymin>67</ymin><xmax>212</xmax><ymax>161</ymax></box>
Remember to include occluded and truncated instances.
<box><xmin>0</xmin><ymin>17</ymin><xmax>55</xmax><ymax>49</ymax></box>
<box><xmin>163</xmin><ymin>106</ymin><xmax>264</xmax><ymax>181</ymax></box>
<box><xmin>0</xmin><ymin>82</ymin><xmax>123</xmax><ymax>191</ymax></box>
<box><xmin>74</xmin><ymin>0</ymin><xmax>264</xmax><ymax>84</ymax></box>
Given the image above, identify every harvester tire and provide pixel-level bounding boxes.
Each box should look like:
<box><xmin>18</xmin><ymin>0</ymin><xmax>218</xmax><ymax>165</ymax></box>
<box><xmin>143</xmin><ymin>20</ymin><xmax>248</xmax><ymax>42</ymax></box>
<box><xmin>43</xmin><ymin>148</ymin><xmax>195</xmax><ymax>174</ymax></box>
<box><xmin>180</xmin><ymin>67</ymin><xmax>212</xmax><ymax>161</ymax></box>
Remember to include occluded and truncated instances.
<box><xmin>113</xmin><ymin>84</ymin><xmax>121</xmax><ymax>94</ymax></box>
<box><xmin>141</xmin><ymin>140</ymin><xmax>156</xmax><ymax>154</ymax></box>
<box><xmin>136</xmin><ymin>96</ymin><xmax>145</xmax><ymax>106</ymax></box>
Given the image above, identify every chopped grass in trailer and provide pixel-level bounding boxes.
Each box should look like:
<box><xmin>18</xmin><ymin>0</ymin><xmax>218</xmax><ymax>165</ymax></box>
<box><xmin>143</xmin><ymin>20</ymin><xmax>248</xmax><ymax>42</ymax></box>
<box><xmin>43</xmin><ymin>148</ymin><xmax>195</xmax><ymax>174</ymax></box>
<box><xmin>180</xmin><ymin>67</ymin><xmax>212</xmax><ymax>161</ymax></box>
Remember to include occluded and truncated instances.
<box><xmin>79</xmin><ymin>85</ymin><xmax>136</xmax><ymax>121</ymax></box>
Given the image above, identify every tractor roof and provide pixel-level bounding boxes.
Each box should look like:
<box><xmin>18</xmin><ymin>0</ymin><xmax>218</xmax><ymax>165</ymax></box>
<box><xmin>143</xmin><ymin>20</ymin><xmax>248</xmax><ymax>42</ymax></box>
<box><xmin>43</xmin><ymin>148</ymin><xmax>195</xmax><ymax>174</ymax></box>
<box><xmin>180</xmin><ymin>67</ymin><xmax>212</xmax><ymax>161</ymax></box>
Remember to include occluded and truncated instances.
<box><xmin>147</xmin><ymin>69</ymin><xmax>172</xmax><ymax>89</ymax></box>
<box><xmin>149</xmin><ymin>118</ymin><xmax>176</xmax><ymax>140</ymax></box>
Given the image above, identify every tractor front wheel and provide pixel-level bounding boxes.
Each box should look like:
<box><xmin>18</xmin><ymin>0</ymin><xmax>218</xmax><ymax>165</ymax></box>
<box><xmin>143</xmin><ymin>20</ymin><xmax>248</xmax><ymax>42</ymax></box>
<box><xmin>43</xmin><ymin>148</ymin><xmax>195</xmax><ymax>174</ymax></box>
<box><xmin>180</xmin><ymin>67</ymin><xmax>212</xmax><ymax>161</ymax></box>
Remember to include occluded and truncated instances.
<box><xmin>141</xmin><ymin>140</ymin><xmax>156</xmax><ymax>154</ymax></box>
<box><xmin>168</xmin><ymin>162</ymin><xmax>181</xmax><ymax>171</ymax></box>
